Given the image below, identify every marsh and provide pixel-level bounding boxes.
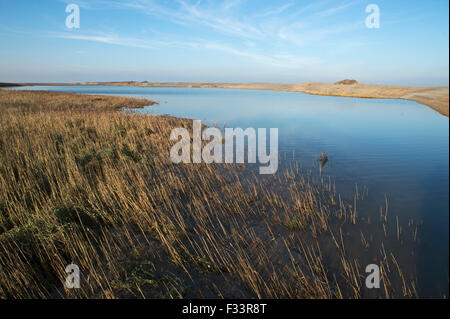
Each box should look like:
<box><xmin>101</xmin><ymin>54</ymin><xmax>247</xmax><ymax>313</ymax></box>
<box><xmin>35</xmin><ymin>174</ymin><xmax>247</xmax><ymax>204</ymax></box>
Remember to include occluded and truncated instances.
<box><xmin>12</xmin><ymin>85</ymin><xmax>449</xmax><ymax>297</ymax></box>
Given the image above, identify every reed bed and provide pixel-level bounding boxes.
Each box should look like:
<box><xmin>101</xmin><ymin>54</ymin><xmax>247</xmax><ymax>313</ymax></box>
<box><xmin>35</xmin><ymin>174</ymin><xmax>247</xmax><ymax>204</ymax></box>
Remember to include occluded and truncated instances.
<box><xmin>0</xmin><ymin>89</ymin><xmax>419</xmax><ymax>298</ymax></box>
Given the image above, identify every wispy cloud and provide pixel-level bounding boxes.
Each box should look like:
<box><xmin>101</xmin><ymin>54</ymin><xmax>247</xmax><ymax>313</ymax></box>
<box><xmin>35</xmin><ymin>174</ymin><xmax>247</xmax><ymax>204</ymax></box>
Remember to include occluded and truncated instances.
<box><xmin>62</xmin><ymin>0</ymin><xmax>362</xmax><ymax>42</ymax></box>
<box><xmin>47</xmin><ymin>30</ymin><xmax>321</xmax><ymax>68</ymax></box>
<box><xmin>220</xmin><ymin>0</ymin><xmax>244</xmax><ymax>11</ymax></box>
<box><xmin>49</xmin><ymin>33</ymin><xmax>157</xmax><ymax>49</ymax></box>
<box><xmin>50</xmin><ymin>0</ymin><xmax>365</xmax><ymax>68</ymax></box>
<box><xmin>255</xmin><ymin>2</ymin><xmax>296</xmax><ymax>18</ymax></box>
<box><xmin>311</xmin><ymin>0</ymin><xmax>363</xmax><ymax>19</ymax></box>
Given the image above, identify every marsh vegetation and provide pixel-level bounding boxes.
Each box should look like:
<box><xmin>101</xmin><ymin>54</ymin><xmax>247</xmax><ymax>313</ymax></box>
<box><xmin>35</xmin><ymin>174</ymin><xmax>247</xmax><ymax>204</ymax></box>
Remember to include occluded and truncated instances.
<box><xmin>0</xmin><ymin>89</ymin><xmax>421</xmax><ymax>298</ymax></box>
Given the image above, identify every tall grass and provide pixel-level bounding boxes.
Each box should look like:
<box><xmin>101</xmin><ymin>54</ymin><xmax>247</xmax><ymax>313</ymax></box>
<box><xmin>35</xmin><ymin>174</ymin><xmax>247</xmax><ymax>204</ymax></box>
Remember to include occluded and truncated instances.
<box><xmin>0</xmin><ymin>89</ymin><xmax>418</xmax><ymax>298</ymax></box>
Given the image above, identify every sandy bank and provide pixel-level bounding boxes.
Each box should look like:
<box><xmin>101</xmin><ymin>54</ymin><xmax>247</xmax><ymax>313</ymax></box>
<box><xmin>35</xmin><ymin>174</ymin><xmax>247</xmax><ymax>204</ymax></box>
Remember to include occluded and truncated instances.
<box><xmin>17</xmin><ymin>81</ymin><xmax>450</xmax><ymax>116</ymax></box>
<box><xmin>79</xmin><ymin>81</ymin><xmax>450</xmax><ymax>116</ymax></box>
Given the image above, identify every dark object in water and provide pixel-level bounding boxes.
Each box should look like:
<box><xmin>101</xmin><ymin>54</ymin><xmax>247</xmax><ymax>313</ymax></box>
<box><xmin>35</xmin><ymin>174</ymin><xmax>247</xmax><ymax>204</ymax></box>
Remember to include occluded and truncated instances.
<box><xmin>318</xmin><ymin>152</ymin><xmax>328</xmax><ymax>163</ymax></box>
<box><xmin>317</xmin><ymin>152</ymin><xmax>328</xmax><ymax>175</ymax></box>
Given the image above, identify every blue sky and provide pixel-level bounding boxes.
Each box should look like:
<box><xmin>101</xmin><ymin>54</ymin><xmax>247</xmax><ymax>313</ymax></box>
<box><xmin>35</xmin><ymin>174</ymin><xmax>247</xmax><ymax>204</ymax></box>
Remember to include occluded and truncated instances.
<box><xmin>0</xmin><ymin>0</ymin><xmax>448</xmax><ymax>85</ymax></box>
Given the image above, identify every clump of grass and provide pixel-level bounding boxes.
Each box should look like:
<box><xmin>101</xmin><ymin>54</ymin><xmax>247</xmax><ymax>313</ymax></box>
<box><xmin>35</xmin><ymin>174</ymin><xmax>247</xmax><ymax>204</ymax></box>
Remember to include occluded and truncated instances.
<box><xmin>0</xmin><ymin>89</ymin><xmax>422</xmax><ymax>299</ymax></box>
<box><xmin>286</xmin><ymin>218</ymin><xmax>305</xmax><ymax>231</ymax></box>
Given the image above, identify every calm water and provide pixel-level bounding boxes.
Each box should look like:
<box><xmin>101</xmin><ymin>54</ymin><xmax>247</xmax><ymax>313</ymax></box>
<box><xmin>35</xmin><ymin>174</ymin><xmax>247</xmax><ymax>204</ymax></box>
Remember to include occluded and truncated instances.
<box><xmin>16</xmin><ymin>86</ymin><xmax>449</xmax><ymax>297</ymax></box>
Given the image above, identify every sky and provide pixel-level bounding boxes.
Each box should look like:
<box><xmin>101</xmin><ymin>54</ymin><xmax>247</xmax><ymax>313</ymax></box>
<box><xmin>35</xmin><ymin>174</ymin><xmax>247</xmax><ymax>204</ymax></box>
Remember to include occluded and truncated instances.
<box><xmin>0</xmin><ymin>0</ymin><xmax>448</xmax><ymax>85</ymax></box>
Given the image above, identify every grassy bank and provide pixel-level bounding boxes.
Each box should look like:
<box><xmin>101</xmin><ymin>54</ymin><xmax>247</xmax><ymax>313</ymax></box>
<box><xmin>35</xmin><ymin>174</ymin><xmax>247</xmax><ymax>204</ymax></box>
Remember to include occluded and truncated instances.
<box><xmin>0</xmin><ymin>89</ymin><xmax>419</xmax><ymax>298</ymax></box>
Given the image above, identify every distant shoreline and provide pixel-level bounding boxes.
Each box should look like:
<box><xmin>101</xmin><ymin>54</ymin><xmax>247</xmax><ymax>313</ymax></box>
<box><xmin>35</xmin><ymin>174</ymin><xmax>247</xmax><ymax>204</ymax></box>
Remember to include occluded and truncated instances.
<box><xmin>5</xmin><ymin>81</ymin><xmax>449</xmax><ymax>116</ymax></box>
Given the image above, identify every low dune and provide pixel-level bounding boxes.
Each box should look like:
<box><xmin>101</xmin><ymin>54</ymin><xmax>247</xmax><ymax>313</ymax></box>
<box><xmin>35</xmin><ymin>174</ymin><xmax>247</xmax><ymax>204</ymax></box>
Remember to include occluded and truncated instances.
<box><xmin>290</xmin><ymin>82</ymin><xmax>449</xmax><ymax>116</ymax></box>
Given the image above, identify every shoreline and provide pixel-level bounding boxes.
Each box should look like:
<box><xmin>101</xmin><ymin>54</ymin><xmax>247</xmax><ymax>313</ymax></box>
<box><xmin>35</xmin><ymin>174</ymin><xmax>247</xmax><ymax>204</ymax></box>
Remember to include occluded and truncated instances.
<box><xmin>8</xmin><ymin>81</ymin><xmax>449</xmax><ymax>117</ymax></box>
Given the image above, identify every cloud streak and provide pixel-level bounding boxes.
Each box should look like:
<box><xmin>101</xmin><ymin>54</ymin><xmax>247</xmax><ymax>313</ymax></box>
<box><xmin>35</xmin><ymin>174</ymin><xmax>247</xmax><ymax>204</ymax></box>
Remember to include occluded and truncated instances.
<box><xmin>51</xmin><ymin>0</ymin><xmax>366</xmax><ymax>69</ymax></box>
<box><xmin>48</xmin><ymin>30</ymin><xmax>322</xmax><ymax>68</ymax></box>
<box><xmin>62</xmin><ymin>0</ymin><xmax>363</xmax><ymax>42</ymax></box>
